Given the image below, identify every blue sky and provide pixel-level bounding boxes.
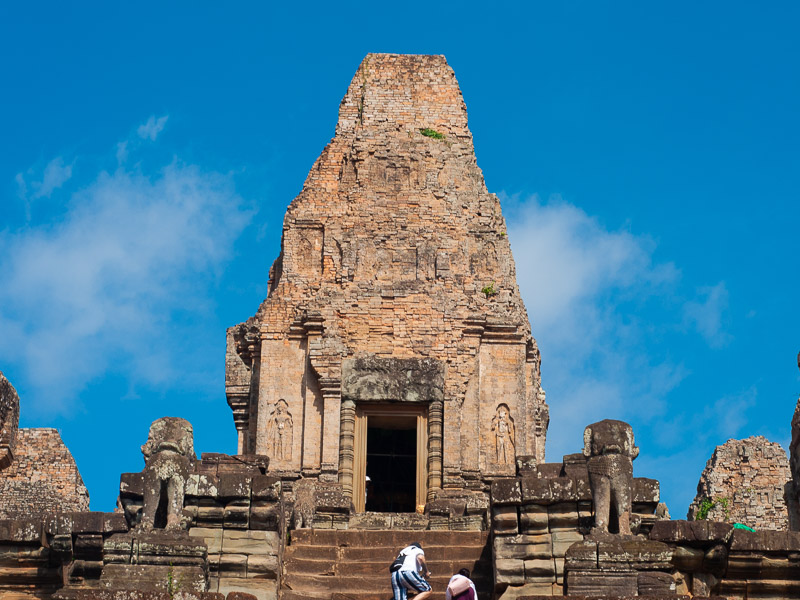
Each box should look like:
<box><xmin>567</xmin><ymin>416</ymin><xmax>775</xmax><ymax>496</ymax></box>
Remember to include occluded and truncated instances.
<box><xmin>1</xmin><ymin>2</ymin><xmax>798</xmax><ymax>514</ymax></box>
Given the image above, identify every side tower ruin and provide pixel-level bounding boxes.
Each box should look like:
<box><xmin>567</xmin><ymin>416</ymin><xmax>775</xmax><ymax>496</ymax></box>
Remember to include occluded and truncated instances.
<box><xmin>226</xmin><ymin>53</ymin><xmax>548</xmax><ymax>511</ymax></box>
<box><xmin>0</xmin><ymin>370</ymin><xmax>89</xmax><ymax>517</ymax></box>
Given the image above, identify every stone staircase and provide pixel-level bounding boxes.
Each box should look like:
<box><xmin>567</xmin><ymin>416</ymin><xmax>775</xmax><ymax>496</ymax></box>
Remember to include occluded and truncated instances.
<box><xmin>281</xmin><ymin>529</ymin><xmax>492</xmax><ymax>600</ymax></box>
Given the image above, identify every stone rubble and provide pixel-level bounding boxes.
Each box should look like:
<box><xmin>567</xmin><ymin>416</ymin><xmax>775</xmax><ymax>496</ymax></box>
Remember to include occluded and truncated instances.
<box><xmin>0</xmin><ymin>370</ymin><xmax>20</xmax><ymax>469</ymax></box>
<box><xmin>0</xmin><ymin>371</ymin><xmax>89</xmax><ymax>518</ymax></box>
<box><xmin>688</xmin><ymin>436</ymin><xmax>792</xmax><ymax>530</ymax></box>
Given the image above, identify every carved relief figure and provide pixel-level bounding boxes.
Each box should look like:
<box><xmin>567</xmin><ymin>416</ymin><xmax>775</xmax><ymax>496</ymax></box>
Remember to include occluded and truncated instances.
<box><xmin>140</xmin><ymin>417</ymin><xmax>195</xmax><ymax>531</ymax></box>
<box><xmin>298</xmin><ymin>237</ymin><xmax>316</xmax><ymax>274</ymax></box>
<box><xmin>583</xmin><ymin>419</ymin><xmax>639</xmax><ymax>535</ymax></box>
<box><xmin>491</xmin><ymin>403</ymin><xmax>516</xmax><ymax>464</ymax></box>
<box><xmin>266</xmin><ymin>399</ymin><xmax>293</xmax><ymax>461</ymax></box>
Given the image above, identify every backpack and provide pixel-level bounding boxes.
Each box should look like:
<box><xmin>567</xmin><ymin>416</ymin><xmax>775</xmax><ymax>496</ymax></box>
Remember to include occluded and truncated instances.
<box><xmin>389</xmin><ymin>551</ymin><xmax>406</xmax><ymax>573</ymax></box>
<box><xmin>447</xmin><ymin>576</ymin><xmax>474</xmax><ymax>600</ymax></box>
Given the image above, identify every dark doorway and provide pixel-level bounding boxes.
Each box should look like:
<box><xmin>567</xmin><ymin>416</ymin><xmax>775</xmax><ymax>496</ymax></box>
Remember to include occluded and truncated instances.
<box><xmin>365</xmin><ymin>415</ymin><xmax>416</xmax><ymax>512</ymax></box>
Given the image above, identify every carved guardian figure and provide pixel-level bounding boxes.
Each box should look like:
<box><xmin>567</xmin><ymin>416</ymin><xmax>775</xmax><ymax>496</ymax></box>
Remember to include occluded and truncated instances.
<box><xmin>583</xmin><ymin>419</ymin><xmax>639</xmax><ymax>535</ymax></box>
<box><xmin>266</xmin><ymin>399</ymin><xmax>293</xmax><ymax>462</ymax></box>
<box><xmin>140</xmin><ymin>417</ymin><xmax>195</xmax><ymax>530</ymax></box>
<box><xmin>492</xmin><ymin>403</ymin><xmax>515</xmax><ymax>464</ymax></box>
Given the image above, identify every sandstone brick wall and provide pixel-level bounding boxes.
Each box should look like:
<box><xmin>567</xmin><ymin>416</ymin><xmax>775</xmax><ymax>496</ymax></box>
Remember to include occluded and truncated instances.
<box><xmin>0</xmin><ymin>371</ymin><xmax>20</xmax><ymax>469</ymax></box>
<box><xmin>227</xmin><ymin>53</ymin><xmax>548</xmax><ymax>494</ymax></box>
<box><xmin>0</xmin><ymin>428</ymin><xmax>89</xmax><ymax>517</ymax></box>
<box><xmin>688</xmin><ymin>436</ymin><xmax>791</xmax><ymax>530</ymax></box>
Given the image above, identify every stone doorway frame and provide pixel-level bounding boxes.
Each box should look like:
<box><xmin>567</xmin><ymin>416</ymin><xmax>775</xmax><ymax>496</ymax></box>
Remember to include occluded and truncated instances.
<box><xmin>352</xmin><ymin>403</ymin><xmax>428</xmax><ymax>513</ymax></box>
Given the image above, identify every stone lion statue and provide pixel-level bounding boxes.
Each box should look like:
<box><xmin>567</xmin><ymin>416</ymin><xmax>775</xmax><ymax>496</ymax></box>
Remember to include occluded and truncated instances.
<box><xmin>583</xmin><ymin>419</ymin><xmax>639</xmax><ymax>535</ymax></box>
<box><xmin>140</xmin><ymin>417</ymin><xmax>195</xmax><ymax>531</ymax></box>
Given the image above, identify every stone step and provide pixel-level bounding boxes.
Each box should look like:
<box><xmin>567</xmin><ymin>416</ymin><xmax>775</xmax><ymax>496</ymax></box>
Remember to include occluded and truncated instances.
<box><xmin>283</xmin><ymin>573</ymin><xmax>385</xmax><ymax>594</ymax></box>
<box><xmin>285</xmin><ymin>544</ymin><xmax>340</xmax><ymax>560</ymax></box>
<box><xmin>284</xmin><ymin>556</ymin><xmax>492</xmax><ymax>577</ymax></box>
<box><xmin>283</xmin><ymin>592</ymin><xmax>458</xmax><ymax>600</ymax></box>
<box><xmin>284</xmin><ymin>573</ymin><xmax>452</xmax><ymax>590</ymax></box>
<box><xmin>339</xmin><ymin>544</ymin><xmax>490</xmax><ymax>562</ymax></box>
<box><xmin>282</xmin><ymin>583</ymin><xmax>493</xmax><ymax>600</ymax></box>
<box><xmin>285</xmin><ymin>543</ymin><xmax>489</xmax><ymax>562</ymax></box>
<box><xmin>285</xmin><ymin>592</ymin><xmax>479</xmax><ymax>600</ymax></box>
<box><xmin>289</xmin><ymin>529</ymin><xmax>488</xmax><ymax>548</ymax></box>
<box><xmin>283</xmin><ymin>573</ymin><xmax>491</xmax><ymax>593</ymax></box>
<box><xmin>281</xmin><ymin>592</ymin><xmax>328</xmax><ymax>600</ymax></box>
<box><xmin>281</xmin><ymin>528</ymin><xmax>492</xmax><ymax>600</ymax></box>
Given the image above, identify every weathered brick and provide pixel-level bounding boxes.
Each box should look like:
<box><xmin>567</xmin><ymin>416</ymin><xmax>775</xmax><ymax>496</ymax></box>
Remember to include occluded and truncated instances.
<box><xmin>688</xmin><ymin>436</ymin><xmax>791</xmax><ymax>530</ymax></box>
<box><xmin>0</xmin><ymin>426</ymin><xmax>89</xmax><ymax>517</ymax></box>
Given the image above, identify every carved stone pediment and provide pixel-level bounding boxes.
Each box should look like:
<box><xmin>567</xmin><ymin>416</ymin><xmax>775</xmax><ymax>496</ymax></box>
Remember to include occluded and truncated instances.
<box><xmin>341</xmin><ymin>355</ymin><xmax>444</xmax><ymax>403</ymax></box>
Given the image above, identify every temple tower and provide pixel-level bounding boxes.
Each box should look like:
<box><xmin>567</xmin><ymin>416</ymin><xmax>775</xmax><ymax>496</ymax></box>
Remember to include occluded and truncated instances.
<box><xmin>226</xmin><ymin>54</ymin><xmax>548</xmax><ymax>511</ymax></box>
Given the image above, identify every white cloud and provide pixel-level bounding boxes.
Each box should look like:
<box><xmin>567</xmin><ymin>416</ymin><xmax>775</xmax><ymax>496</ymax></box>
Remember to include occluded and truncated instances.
<box><xmin>507</xmin><ymin>196</ymin><xmax>677</xmax><ymax>341</ymax></box>
<box><xmin>653</xmin><ymin>386</ymin><xmax>758</xmax><ymax>449</ymax></box>
<box><xmin>0</xmin><ymin>152</ymin><xmax>251</xmax><ymax>414</ymax></box>
<box><xmin>14</xmin><ymin>172</ymin><xmax>27</xmax><ymax>198</ymax></box>
<box><xmin>15</xmin><ymin>156</ymin><xmax>74</xmax><ymax>205</ymax></box>
<box><xmin>505</xmin><ymin>193</ymin><xmax>741</xmax><ymax>515</ymax></box>
<box><xmin>714</xmin><ymin>387</ymin><xmax>757</xmax><ymax>438</ymax></box>
<box><xmin>137</xmin><ymin>115</ymin><xmax>169</xmax><ymax>141</ymax></box>
<box><xmin>116</xmin><ymin>141</ymin><xmax>128</xmax><ymax>165</ymax></box>
<box><xmin>506</xmin><ymin>194</ymin><xmax>684</xmax><ymax>455</ymax></box>
<box><xmin>36</xmin><ymin>157</ymin><xmax>74</xmax><ymax>198</ymax></box>
<box><xmin>684</xmin><ymin>282</ymin><xmax>732</xmax><ymax>347</ymax></box>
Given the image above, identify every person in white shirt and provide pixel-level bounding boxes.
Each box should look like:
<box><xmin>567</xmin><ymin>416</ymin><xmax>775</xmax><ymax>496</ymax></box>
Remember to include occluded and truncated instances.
<box><xmin>446</xmin><ymin>568</ymin><xmax>477</xmax><ymax>600</ymax></box>
<box><xmin>390</xmin><ymin>542</ymin><xmax>432</xmax><ymax>600</ymax></box>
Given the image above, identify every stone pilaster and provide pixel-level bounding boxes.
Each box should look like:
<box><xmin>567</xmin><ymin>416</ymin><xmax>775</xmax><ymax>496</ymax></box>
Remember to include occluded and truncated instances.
<box><xmin>428</xmin><ymin>398</ymin><xmax>443</xmax><ymax>501</ymax></box>
<box><xmin>226</xmin><ymin>389</ymin><xmax>250</xmax><ymax>455</ymax></box>
<box><xmin>319</xmin><ymin>377</ymin><xmax>342</xmax><ymax>482</ymax></box>
<box><xmin>339</xmin><ymin>398</ymin><xmax>357</xmax><ymax>497</ymax></box>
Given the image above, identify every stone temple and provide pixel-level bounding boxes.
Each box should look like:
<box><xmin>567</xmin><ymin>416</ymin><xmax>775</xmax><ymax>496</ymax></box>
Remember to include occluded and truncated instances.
<box><xmin>226</xmin><ymin>52</ymin><xmax>549</xmax><ymax>512</ymax></box>
<box><xmin>2</xmin><ymin>53</ymin><xmax>800</xmax><ymax>600</ymax></box>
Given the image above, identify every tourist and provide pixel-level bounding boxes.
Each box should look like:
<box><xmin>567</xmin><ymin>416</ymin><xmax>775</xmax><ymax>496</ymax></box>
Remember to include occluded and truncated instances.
<box><xmin>446</xmin><ymin>568</ymin><xmax>477</xmax><ymax>600</ymax></box>
<box><xmin>390</xmin><ymin>542</ymin><xmax>432</xmax><ymax>600</ymax></box>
